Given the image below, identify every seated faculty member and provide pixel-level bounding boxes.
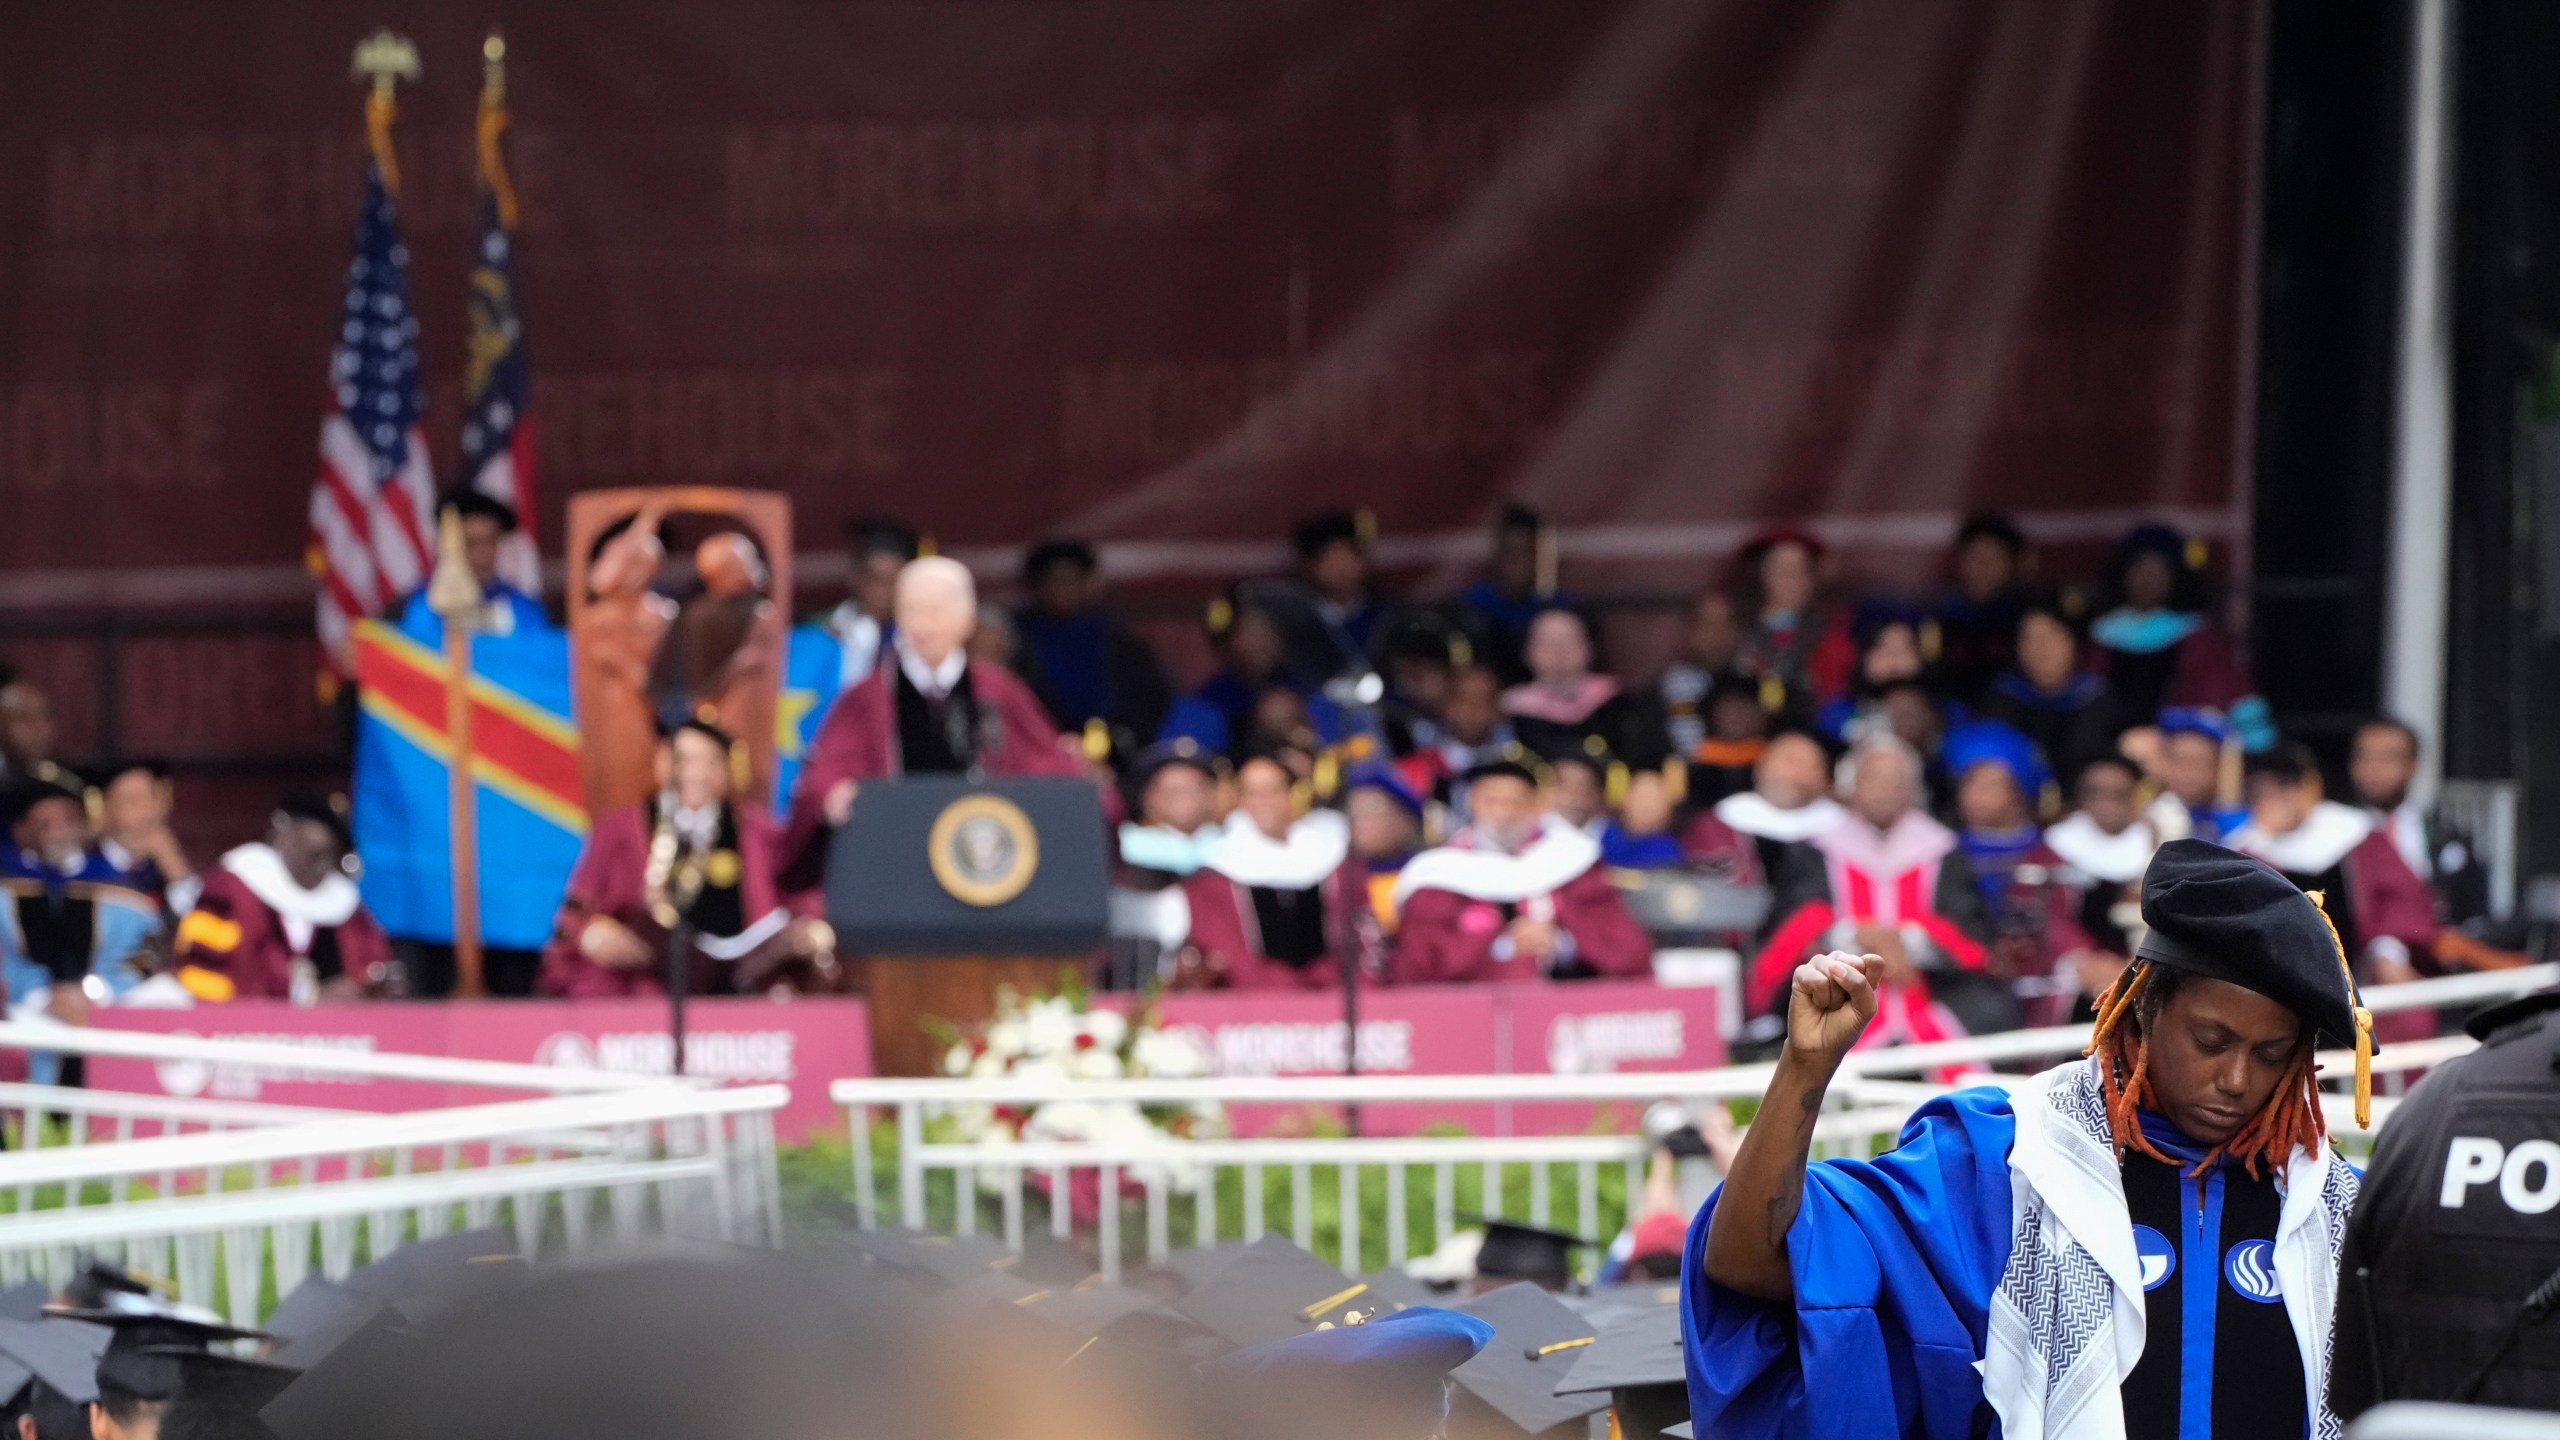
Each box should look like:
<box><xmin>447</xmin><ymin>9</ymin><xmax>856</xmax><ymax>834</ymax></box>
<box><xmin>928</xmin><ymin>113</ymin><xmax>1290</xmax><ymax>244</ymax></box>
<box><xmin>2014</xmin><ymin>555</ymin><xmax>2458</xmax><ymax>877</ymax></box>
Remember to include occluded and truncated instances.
<box><xmin>1390</xmin><ymin>756</ymin><xmax>1651</xmax><ymax>984</ymax></box>
<box><xmin>539</xmin><ymin>720</ymin><xmax>837</xmax><ymax>999</ymax></box>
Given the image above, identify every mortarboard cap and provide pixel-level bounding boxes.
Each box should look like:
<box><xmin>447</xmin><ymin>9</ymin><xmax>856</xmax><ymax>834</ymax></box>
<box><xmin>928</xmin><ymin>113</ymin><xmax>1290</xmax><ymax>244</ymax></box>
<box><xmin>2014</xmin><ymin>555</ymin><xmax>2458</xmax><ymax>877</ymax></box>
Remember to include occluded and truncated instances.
<box><xmin>341</xmin><ymin>1227</ymin><xmax>528</xmax><ymax>1323</ymax></box>
<box><xmin>1549</xmin><ymin>1304</ymin><xmax>1688</xmax><ymax>1440</ymax></box>
<box><xmin>1131</xmin><ymin>740</ymin><xmax>1225</xmax><ymax>789</ymax></box>
<box><xmin>1</xmin><ymin>774</ymin><xmax>84</xmax><ymax>829</ymax></box>
<box><xmin>46</xmin><ymin>1298</ymin><xmax>264</xmax><ymax>1404</ymax></box>
<box><xmin>1447</xmin><ymin>1283</ymin><xmax>1613</xmax><ymax>1438</ymax></box>
<box><xmin>2136</xmin><ymin>838</ymin><xmax>2376</xmax><ymax>1121</ymax></box>
<box><xmin>1206</xmin><ymin>1305</ymin><xmax>1494</xmax><ymax>1440</ymax></box>
<box><xmin>1166</xmin><ymin>1241</ymin><xmax>1254</xmax><ymax>1290</ymax></box>
<box><xmin>256</xmin><ymin>1309</ymin><xmax>415</xmax><ymax>1440</ymax></box>
<box><xmin>141</xmin><ymin>1346</ymin><xmax>301</xmax><ymax>1412</ymax></box>
<box><xmin>438</xmin><ymin>487</ymin><xmax>519</xmax><ymax>533</ymax></box>
<box><xmin>1291</xmin><ymin>510</ymin><xmax>1366</xmax><ymax>561</ymax></box>
<box><xmin>1354</xmin><ymin>1268</ymin><xmax>1445</xmax><ymax>1314</ymax></box>
<box><xmin>58</xmin><ymin>1259</ymin><xmax>159</xmax><ymax>1313</ymax></box>
<box><xmin>1471</xmin><ymin>1220</ymin><xmax>1585</xmax><ymax>1293</ymax></box>
<box><xmin>0</xmin><ymin>1318</ymin><xmax>110</xmax><ymax>1408</ymax></box>
<box><xmin>269</xmin><ymin>795</ymin><xmax>353</xmax><ymax>856</ymax></box>
<box><xmin>0</xmin><ymin>1282</ymin><xmax>50</xmax><ymax>1324</ymax></box>
<box><xmin>836</xmin><ymin>1228</ymin><xmax>1011</xmax><ymax>1287</ymax></box>
<box><xmin>1172</xmin><ymin>1235</ymin><xmax>1382</xmax><ymax>1347</ymax></box>
<box><xmin>1461</xmin><ymin>756</ymin><xmax>1541</xmax><ymax>790</ymax></box>
<box><xmin>1941</xmin><ymin>720</ymin><xmax>2050</xmax><ymax>802</ymax></box>
<box><xmin>259</xmin><ymin>1279</ymin><xmax>392</xmax><ymax>1372</ymax></box>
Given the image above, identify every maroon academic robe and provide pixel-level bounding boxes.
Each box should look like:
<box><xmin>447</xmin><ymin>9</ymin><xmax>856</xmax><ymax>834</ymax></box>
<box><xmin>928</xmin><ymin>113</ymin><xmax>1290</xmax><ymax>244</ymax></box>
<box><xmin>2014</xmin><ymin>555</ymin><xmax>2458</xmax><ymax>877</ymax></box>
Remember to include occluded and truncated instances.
<box><xmin>179</xmin><ymin>856</ymin><xmax>395</xmax><ymax>1001</ymax></box>
<box><xmin>1178</xmin><ymin>867</ymin><xmax>1366</xmax><ymax>991</ymax></box>
<box><xmin>538</xmin><ymin>802</ymin><xmax>782</xmax><ymax>999</ymax></box>
<box><xmin>1389</xmin><ymin>827</ymin><xmax>1652</xmax><ymax>985</ymax></box>
<box><xmin>776</xmin><ymin>657</ymin><xmax>1093</xmax><ymax>894</ymax></box>
<box><xmin>1679</xmin><ymin>794</ymin><xmax>1843</xmax><ymax>888</ymax></box>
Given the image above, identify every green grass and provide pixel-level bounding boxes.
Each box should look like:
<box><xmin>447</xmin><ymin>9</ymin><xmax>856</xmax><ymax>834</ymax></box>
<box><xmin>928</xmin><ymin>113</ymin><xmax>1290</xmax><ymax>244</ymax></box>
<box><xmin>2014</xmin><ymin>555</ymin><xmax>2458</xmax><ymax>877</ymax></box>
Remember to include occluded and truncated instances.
<box><xmin>776</xmin><ymin>1112</ymin><xmax>1640</xmax><ymax>1270</ymax></box>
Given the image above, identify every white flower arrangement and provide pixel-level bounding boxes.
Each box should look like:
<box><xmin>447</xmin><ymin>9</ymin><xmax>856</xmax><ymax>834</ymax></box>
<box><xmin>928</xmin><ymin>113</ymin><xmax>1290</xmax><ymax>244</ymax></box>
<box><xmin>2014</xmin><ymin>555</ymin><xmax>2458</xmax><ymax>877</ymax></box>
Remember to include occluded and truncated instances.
<box><xmin>934</xmin><ymin>979</ymin><xmax>1225</xmax><ymax>1207</ymax></box>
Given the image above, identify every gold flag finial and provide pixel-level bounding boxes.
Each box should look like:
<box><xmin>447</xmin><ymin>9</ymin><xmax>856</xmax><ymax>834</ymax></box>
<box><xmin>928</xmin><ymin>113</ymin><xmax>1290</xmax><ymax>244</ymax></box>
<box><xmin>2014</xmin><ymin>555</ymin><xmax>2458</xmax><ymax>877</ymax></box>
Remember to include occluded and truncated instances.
<box><xmin>427</xmin><ymin>506</ymin><xmax>484</xmax><ymax>623</ymax></box>
<box><xmin>476</xmin><ymin>30</ymin><xmax>520</xmax><ymax>229</ymax></box>
<box><xmin>351</xmin><ymin>30</ymin><xmax>420</xmax><ymax>197</ymax></box>
<box><xmin>350</xmin><ymin>29</ymin><xmax>421</xmax><ymax>94</ymax></box>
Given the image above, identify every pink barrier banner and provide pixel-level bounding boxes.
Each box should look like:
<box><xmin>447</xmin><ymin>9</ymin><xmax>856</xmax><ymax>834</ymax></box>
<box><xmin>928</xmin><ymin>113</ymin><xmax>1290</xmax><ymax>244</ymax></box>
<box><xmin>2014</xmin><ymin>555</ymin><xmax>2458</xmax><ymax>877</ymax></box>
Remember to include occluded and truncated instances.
<box><xmin>78</xmin><ymin>981</ymin><xmax>1724</xmax><ymax>1143</ymax></box>
<box><xmin>1134</xmin><ymin>987</ymin><xmax>1502</xmax><ymax>1138</ymax></box>
<box><xmin>86</xmin><ymin>998</ymin><xmax>872</xmax><ymax>1142</ymax></box>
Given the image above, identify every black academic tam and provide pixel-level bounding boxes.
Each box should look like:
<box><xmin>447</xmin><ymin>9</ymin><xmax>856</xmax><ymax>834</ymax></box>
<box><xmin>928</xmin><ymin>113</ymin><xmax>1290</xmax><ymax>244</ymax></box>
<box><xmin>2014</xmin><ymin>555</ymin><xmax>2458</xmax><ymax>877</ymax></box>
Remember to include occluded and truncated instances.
<box><xmin>2135</xmin><ymin>838</ymin><xmax>2371</xmax><ymax>1053</ymax></box>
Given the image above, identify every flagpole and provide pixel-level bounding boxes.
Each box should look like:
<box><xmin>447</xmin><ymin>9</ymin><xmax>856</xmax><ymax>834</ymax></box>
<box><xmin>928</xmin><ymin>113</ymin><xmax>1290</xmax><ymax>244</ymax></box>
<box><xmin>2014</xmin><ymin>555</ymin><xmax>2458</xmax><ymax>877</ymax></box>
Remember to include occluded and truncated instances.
<box><xmin>428</xmin><ymin>508</ymin><xmax>488</xmax><ymax>997</ymax></box>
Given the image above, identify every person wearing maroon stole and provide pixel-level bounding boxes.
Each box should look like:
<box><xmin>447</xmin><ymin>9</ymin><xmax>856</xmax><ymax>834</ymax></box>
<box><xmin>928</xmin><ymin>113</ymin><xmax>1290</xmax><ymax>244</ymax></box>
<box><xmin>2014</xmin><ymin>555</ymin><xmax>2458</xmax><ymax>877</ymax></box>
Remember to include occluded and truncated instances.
<box><xmin>778</xmin><ymin>556</ymin><xmax>1093</xmax><ymax>894</ymax></box>
<box><xmin>175</xmin><ymin>797</ymin><xmax>397</xmax><ymax>1002</ymax></box>
<box><xmin>1389</xmin><ymin>756</ymin><xmax>1651</xmax><ymax>984</ymax></box>
<box><xmin>540</xmin><ymin>719</ymin><xmax>837</xmax><ymax>998</ymax></box>
<box><xmin>1174</xmin><ymin>750</ymin><xmax>1362</xmax><ymax>991</ymax></box>
<box><xmin>1747</xmin><ymin>733</ymin><xmax>2014</xmax><ymax>1048</ymax></box>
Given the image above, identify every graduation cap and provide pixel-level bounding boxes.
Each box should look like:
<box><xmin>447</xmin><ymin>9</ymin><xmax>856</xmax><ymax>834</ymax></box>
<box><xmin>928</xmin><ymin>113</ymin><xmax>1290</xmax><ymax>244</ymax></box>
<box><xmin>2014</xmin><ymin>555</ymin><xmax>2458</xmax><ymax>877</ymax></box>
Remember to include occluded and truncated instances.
<box><xmin>256</xmin><ymin>1309</ymin><xmax>417</xmax><ymax>1440</ymax></box>
<box><xmin>1941</xmin><ymin>720</ymin><xmax>2051</xmax><ymax>804</ymax></box>
<box><xmin>438</xmin><ymin>486</ymin><xmax>519</xmax><ymax>533</ymax></box>
<box><xmin>140</xmin><ymin>1346</ymin><xmax>300</xmax><ymax>1411</ymax></box>
<box><xmin>1</xmin><ymin>773</ymin><xmax>84</xmax><ymax>828</ymax></box>
<box><xmin>1462</xmin><ymin>754</ymin><xmax>1543</xmax><ymax>790</ymax></box>
<box><xmin>341</xmin><ymin>1227</ymin><xmax>528</xmax><ymax>1322</ymax></box>
<box><xmin>1446</xmin><ymin>1283</ymin><xmax>1614</xmax><ymax>1440</ymax></box>
<box><xmin>1130</xmin><ymin>739</ymin><xmax>1226</xmax><ymax>789</ymax></box>
<box><xmin>1470</xmin><ymin>1220</ymin><xmax>1586</xmax><ymax>1293</ymax></box>
<box><xmin>2136</xmin><ymin>838</ymin><xmax>2376</xmax><ymax>1124</ymax></box>
<box><xmin>1549</xmin><ymin>1303</ymin><xmax>1688</xmax><ymax>1440</ymax></box>
<box><xmin>836</xmin><ymin>1228</ymin><xmax>1012</xmax><ymax>1287</ymax></box>
<box><xmin>258</xmin><ymin>1280</ymin><xmax>393</xmax><ymax>1371</ymax></box>
<box><xmin>58</xmin><ymin>1259</ymin><xmax>159</xmax><ymax>1312</ymax></box>
<box><xmin>0</xmin><ymin>1317</ymin><xmax>111</xmax><ymax>1410</ymax></box>
<box><xmin>270</xmin><ymin>795</ymin><xmax>353</xmax><ymax>856</ymax></box>
<box><xmin>0</xmin><ymin>1282</ymin><xmax>50</xmax><ymax>1324</ymax></box>
<box><xmin>1172</xmin><ymin>1235</ymin><xmax>1383</xmax><ymax>1347</ymax></box>
<box><xmin>43</xmin><ymin>1301</ymin><xmax>265</xmax><ymax>1405</ymax></box>
<box><xmin>1164</xmin><ymin>1240</ymin><xmax>1255</xmax><ymax>1290</ymax></box>
<box><xmin>1204</xmin><ymin>1305</ymin><xmax>1495</xmax><ymax>1440</ymax></box>
<box><xmin>1291</xmin><ymin>510</ymin><xmax>1368</xmax><ymax>561</ymax></box>
<box><xmin>1354</xmin><ymin>1268</ymin><xmax>1445</xmax><ymax>1314</ymax></box>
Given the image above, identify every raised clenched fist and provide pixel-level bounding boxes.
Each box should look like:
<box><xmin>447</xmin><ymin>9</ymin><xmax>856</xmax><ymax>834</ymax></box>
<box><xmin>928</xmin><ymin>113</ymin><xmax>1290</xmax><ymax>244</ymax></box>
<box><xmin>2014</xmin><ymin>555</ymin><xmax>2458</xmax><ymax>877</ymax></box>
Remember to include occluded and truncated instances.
<box><xmin>1788</xmin><ymin>950</ymin><xmax>1885</xmax><ymax>1064</ymax></box>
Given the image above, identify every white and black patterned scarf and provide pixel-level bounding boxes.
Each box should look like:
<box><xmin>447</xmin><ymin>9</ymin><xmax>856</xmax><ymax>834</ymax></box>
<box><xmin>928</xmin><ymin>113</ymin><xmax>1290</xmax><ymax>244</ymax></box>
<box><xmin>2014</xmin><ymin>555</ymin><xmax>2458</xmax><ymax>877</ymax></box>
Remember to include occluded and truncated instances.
<box><xmin>1981</xmin><ymin>1058</ymin><xmax>2358</xmax><ymax>1440</ymax></box>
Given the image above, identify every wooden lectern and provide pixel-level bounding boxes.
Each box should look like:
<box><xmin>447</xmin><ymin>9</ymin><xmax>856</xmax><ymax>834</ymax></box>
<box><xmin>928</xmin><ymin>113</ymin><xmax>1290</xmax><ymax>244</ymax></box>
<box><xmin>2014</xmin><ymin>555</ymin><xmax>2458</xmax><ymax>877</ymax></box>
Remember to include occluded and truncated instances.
<box><xmin>824</xmin><ymin>775</ymin><xmax>1110</xmax><ymax>1075</ymax></box>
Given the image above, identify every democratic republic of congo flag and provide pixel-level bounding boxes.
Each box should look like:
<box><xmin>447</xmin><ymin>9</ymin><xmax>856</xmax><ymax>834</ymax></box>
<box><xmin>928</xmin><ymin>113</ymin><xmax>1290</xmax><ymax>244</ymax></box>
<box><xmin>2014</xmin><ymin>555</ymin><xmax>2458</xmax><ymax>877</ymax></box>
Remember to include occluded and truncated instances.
<box><xmin>351</xmin><ymin>610</ymin><xmax>584</xmax><ymax>949</ymax></box>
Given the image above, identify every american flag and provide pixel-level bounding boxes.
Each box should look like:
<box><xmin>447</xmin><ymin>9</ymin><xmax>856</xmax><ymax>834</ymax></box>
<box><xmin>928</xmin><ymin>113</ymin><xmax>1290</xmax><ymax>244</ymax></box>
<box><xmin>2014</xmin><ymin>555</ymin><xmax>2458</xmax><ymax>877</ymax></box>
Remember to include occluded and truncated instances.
<box><xmin>310</xmin><ymin>161</ymin><xmax>435</xmax><ymax>669</ymax></box>
<box><xmin>460</xmin><ymin>149</ymin><xmax>539</xmax><ymax>593</ymax></box>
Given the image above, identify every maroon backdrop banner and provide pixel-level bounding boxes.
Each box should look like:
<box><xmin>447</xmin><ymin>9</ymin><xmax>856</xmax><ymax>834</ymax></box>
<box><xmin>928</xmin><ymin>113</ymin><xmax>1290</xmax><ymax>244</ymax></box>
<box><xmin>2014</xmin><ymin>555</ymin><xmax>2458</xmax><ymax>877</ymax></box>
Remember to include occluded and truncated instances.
<box><xmin>0</xmin><ymin>0</ymin><xmax>2258</xmax><ymax>611</ymax></box>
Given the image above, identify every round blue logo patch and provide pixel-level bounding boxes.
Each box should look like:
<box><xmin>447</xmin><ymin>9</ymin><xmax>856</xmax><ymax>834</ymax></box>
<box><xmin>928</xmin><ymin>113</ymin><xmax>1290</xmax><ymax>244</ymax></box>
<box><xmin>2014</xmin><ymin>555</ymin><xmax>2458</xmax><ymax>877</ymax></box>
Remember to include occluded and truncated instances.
<box><xmin>2131</xmin><ymin>1224</ymin><xmax>2176</xmax><ymax>1292</ymax></box>
<box><xmin>2223</xmin><ymin>1239</ymin><xmax>2282</xmax><ymax>1303</ymax></box>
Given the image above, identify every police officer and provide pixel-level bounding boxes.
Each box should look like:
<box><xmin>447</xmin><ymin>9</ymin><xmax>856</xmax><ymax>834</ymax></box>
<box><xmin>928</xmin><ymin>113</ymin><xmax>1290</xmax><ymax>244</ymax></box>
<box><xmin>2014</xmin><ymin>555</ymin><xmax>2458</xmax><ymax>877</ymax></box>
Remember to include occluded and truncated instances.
<box><xmin>2331</xmin><ymin>986</ymin><xmax>2560</xmax><ymax>1416</ymax></box>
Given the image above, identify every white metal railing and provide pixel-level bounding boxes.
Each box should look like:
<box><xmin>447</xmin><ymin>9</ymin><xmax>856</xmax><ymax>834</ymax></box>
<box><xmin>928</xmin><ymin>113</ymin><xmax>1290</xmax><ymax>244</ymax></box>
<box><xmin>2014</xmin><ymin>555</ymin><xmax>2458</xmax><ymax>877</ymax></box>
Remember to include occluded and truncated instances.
<box><xmin>0</xmin><ymin>1019</ymin><xmax>685</xmax><ymax>1097</ymax></box>
<box><xmin>0</xmin><ymin>1020</ymin><xmax>787</xmax><ymax>1324</ymax></box>
<box><xmin>831</xmin><ymin>965</ymin><xmax>2549</xmax><ymax>1277</ymax></box>
<box><xmin>0</xmin><ymin>1082</ymin><xmax>789</xmax><ymax>1325</ymax></box>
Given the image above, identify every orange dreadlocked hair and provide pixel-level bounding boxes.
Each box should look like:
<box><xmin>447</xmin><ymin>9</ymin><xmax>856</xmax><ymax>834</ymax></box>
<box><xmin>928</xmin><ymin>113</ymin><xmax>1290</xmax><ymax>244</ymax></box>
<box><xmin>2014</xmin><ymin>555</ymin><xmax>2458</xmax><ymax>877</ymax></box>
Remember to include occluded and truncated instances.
<box><xmin>2082</xmin><ymin>961</ymin><xmax>2327</xmax><ymax>1180</ymax></box>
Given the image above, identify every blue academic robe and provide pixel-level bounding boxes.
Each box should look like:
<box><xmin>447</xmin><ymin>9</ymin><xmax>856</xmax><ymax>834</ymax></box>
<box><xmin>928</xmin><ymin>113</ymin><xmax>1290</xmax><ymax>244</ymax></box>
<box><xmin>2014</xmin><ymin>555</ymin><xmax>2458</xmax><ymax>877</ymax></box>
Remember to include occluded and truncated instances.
<box><xmin>1682</xmin><ymin>1087</ymin><xmax>2018</xmax><ymax>1440</ymax></box>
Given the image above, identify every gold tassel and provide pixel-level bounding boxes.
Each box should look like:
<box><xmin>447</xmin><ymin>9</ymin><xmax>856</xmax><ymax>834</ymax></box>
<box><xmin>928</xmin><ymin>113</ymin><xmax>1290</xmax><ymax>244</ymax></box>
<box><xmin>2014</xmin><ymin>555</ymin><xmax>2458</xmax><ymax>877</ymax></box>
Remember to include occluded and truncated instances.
<box><xmin>2306</xmin><ymin>889</ymin><xmax>2374</xmax><ymax>1128</ymax></box>
<box><xmin>1604</xmin><ymin>762</ymin><xmax>1629</xmax><ymax>810</ymax></box>
<box><xmin>1663</xmin><ymin>757</ymin><xmax>1688</xmax><ymax>805</ymax></box>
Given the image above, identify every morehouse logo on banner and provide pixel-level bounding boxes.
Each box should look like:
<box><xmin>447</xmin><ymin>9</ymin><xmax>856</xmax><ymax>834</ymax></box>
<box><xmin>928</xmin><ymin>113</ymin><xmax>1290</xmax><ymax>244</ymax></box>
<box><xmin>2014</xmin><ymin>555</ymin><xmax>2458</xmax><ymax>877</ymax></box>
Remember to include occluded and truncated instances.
<box><xmin>532</xmin><ymin>1028</ymin><xmax>799</xmax><ymax>1083</ymax></box>
<box><xmin>1544</xmin><ymin>1008</ymin><xmax>1687</xmax><ymax>1075</ymax></box>
<box><xmin>153</xmin><ymin>1030</ymin><xmax>384</xmax><ymax>1101</ymax></box>
<box><xmin>1168</xmin><ymin>1019</ymin><xmax>1418</xmax><ymax>1078</ymax></box>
